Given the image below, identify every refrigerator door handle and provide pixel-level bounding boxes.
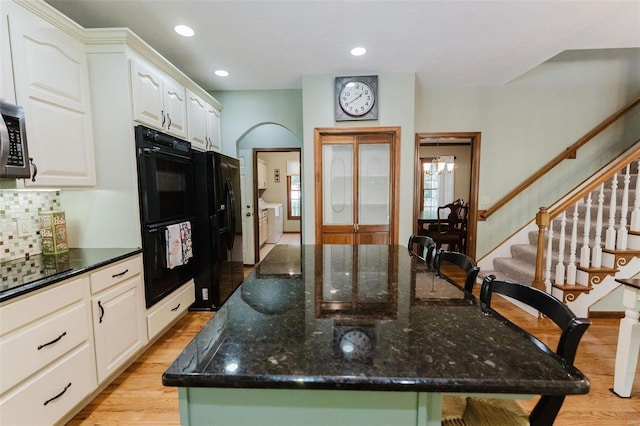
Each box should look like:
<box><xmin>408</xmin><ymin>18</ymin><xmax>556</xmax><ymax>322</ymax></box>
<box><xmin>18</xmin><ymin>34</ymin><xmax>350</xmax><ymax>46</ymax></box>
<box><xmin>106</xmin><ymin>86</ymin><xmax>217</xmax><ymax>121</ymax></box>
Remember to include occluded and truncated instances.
<box><xmin>224</xmin><ymin>178</ymin><xmax>236</xmax><ymax>250</ymax></box>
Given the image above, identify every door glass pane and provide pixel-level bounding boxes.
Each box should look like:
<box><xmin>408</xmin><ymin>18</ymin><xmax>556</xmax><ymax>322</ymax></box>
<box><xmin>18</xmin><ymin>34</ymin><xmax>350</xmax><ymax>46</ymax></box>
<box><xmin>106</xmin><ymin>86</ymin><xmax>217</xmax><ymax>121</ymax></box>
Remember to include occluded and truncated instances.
<box><xmin>323</xmin><ymin>144</ymin><xmax>353</xmax><ymax>225</ymax></box>
<box><xmin>358</xmin><ymin>143</ymin><xmax>390</xmax><ymax>225</ymax></box>
<box><xmin>322</xmin><ymin>245</ymin><xmax>353</xmax><ymax>302</ymax></box>
<box><xmin>357</xmin><ymin>245</ymin><xmax>388</xmax><ymax>303</ymax></box>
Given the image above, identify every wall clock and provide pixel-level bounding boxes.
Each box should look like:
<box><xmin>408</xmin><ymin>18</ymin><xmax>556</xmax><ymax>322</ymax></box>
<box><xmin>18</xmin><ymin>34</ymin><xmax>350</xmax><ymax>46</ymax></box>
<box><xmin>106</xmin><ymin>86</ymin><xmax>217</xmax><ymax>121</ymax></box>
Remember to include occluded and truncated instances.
<box><xmin>334</xmin><ymin>326</ymin><xmax>375</xmax><ymax>362</ymax></box>
<box><xmin>335</xmin><ymin>75</ymin><xmax>378</xmax><ymax>121</ymax></box>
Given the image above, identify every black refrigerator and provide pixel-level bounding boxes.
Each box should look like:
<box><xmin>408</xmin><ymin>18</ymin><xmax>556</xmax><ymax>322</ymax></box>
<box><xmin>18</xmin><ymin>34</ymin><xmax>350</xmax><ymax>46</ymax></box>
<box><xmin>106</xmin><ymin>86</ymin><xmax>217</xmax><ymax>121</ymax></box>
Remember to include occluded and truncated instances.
<box><xmin>191</xmin><ymin>151</ymin><xmax>244</xmax><ymax>310</ymax></box>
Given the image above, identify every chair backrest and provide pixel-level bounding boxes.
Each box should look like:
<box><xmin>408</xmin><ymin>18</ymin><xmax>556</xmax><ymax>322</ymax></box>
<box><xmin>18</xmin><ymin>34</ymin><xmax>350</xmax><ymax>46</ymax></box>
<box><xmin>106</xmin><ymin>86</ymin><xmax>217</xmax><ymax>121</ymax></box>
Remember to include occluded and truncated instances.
<box><xmin>434</xmin><ymin>250</ymin><xmax>479</xmax><ymax>293</ymax></box>
<box><xmin>436</xmin><ymin>199</ymin><xmax>465</xmax><ymax>232</ymax></box>
<box><xmin>408</xmin><ymin>234</ymin><xmax>436</xmax><ymax>267</ymax></box>
<box><xmin>479</xmin><ymin>275</ymin><xmax>591</xmax><ymax>426</ymax></box>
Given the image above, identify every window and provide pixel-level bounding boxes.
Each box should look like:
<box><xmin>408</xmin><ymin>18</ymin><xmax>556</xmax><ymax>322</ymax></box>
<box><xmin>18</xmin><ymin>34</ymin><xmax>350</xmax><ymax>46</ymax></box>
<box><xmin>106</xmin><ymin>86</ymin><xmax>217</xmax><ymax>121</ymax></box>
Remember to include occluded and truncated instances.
<box><xmin>421</xmin><ymin>158</ymin><xmax>440</xmax><ymax>211</ymax></box>
<box><xmin>287</xmin><ymin>174</ymin><xmax>301</xmax><ymax>219</ymax></box>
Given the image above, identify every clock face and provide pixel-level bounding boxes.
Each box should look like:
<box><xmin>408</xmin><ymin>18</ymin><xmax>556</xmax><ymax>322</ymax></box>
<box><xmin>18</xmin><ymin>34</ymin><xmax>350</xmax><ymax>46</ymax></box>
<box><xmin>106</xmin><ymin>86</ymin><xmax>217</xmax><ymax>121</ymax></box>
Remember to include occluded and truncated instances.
<box><xmin>338</xmin><ymin>329</ymin><xmax>373</xmax><ymax>361</ymax></box>
<box><xmin>339</xmin><ymin>81</ymin><xmax>375</xmax><ymax>117</ymax></box>
<box><xmin>335</xmin><ymin>76</ymin><xmax>378</xmax><ymax>121</ymax></box>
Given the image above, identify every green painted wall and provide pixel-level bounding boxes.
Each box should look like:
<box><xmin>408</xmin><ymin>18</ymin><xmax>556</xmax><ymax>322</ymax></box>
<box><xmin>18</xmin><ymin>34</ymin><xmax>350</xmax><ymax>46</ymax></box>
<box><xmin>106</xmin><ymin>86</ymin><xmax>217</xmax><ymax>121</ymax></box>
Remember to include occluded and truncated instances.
<box><xmin>415</xmin><ymin>48</ymin><xmax>640</xmax><ymax>257</ymax></box>
<box><xmin>211</xmin><ymin>89</ymin><xmax>303</xmax><ymax>157</ymax></box>
<box><xmin>301</xmin><ymin>73</ymin><xmax>416</xmax><ymax>244</ymax></box>
<box><xmin>213</xmin><ymin>49</ymin><xmax>640</xmax><ymax>256</ymax></box>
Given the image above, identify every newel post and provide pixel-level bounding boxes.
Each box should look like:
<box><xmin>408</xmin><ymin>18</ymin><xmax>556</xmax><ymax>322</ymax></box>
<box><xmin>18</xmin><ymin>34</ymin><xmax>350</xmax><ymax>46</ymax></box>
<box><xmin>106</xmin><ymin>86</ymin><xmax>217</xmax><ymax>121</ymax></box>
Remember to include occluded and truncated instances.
<box><xmin>534</xmin><ymin>207</ymin><xmax>550</xmax><ymax>292</ymax></box>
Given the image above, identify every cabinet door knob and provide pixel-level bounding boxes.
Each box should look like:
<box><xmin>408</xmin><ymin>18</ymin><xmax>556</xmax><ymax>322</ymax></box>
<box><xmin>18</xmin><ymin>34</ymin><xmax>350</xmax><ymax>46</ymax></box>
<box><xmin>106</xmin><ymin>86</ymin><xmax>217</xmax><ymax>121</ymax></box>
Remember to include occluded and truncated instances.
<box><xmin>161</xmin><ymin>110</ymin><xmax>166</xmax><ymax>127</ymax></box>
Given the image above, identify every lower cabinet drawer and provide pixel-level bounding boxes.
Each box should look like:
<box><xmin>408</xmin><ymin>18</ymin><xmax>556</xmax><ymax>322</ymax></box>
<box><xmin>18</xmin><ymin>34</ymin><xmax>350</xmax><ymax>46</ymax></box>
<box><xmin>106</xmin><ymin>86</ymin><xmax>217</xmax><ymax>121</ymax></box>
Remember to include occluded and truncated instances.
<box><xmin>0</xmin><ymin>301</ymin><xmax>89</xmax><ymax>394</ymax></box>
<box><xmin>147</xmin><ymin>280</ymin><xmax>194</xmax><ymax>340</ymax></box>
<box><xmin>0</xmin><ymin>343</ymin><xmax>96</xmax><ymax>426</ymax></box>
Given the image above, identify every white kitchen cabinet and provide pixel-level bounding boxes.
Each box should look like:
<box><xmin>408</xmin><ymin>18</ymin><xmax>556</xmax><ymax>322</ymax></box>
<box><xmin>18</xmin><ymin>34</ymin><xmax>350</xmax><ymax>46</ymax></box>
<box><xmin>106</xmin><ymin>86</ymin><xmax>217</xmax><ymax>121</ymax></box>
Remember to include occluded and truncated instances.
<box><xmin>90</xmin><ymin>256</ymin><xmax>147</xmax><ymax>384</ymax></box>
<box><xmin>0</xmin><ymin>4</ymin><xmax>15</xmax><ymax>103</ymax></box>
<box><xmin>186</xmin><ymin>88</ymin><xmax>207</xmax><ymax>150</ymax></box>
<box><xmin>259</xmin><ymin>209</ymin><xmax>268</xmax><ymax>247</ymax></box>
<box><xmin>258</xmin><ymin>158</ymin><xmax>268</xmax><ymax>189</ymax></box>
<box><xmin>266</xmin><ymin>204</ymin><xmax>283</xmax><ymax>244</ymax></box>
<box><xmin>0</xmin><ymin>343</ymin><xmax>95</xmax><ymax>426</ymax></box>
<box><xmin>0</xmin><ymin>276</ymin><xmax>96</xmax><ymax>426</ymax></box>
<box><xmin>187</xmin><ymin>88</ymin><xmax>221</xmax><ymax>152</ymax></box>
<box><xmin>6</xmin><ymin>1</ymin><xmax>96</xmax><ymax>187</ymax></box>
<box><xmin>205</xmin><ymin>103</ymin><xmax>221</xmax><ymax>151</ymax></box>
<box><xmin>131</xmin><ymin>57</ymin><xmax>187</xmax><ymax>138</ymax></box>
<box><xmin>146</xmin><ymin>279</ymin><xmax>194</xmax><ymax>341</ymax></box>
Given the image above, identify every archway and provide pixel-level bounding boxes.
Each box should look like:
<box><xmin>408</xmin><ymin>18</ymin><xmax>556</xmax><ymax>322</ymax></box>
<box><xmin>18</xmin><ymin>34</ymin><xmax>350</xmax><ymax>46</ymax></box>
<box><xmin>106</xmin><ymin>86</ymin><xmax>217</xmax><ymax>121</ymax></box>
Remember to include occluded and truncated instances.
<box><xmin>237</xmin><ymin>123</ymin><xmax>302</xmax><ymax>264</ymax></box>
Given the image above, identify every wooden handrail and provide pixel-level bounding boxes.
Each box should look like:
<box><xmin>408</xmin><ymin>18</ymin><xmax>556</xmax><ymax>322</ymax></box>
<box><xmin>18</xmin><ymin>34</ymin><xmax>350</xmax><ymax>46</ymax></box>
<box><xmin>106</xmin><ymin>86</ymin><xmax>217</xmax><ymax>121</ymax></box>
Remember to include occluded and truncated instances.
<box><xmin>480</xmin><ymin>94</ymin><xmax>640</xmax><ymax>220</ymax></box>
<box><xmin>532</xmin><ymin>141</ymin><xmax>640</xmax><ymax>291</ymax></box>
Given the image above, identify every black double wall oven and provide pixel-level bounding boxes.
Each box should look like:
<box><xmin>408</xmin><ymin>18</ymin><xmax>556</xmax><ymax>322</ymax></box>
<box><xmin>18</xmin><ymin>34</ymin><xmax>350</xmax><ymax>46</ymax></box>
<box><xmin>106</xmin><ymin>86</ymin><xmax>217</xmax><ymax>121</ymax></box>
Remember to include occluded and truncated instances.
<box><xmin>135</xmin><ymin>125</ymin><xmax>196</xmax><ymax>308</ymax></box>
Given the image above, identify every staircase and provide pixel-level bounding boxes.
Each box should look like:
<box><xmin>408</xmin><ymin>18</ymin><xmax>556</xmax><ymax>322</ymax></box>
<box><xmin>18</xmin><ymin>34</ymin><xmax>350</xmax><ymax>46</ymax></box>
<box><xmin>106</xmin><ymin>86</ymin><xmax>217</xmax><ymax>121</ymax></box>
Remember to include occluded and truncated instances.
<box><xmin>480</xmin><ymin>143</ymin><xmax>640</xmax><ymax>317</ymax></box>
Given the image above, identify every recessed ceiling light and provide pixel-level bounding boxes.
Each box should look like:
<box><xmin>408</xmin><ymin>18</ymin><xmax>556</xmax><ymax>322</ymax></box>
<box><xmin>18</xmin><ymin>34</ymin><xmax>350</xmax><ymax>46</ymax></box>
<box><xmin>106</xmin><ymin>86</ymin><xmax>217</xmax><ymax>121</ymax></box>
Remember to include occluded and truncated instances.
<box><xmin>174</xmin><ymin>25</ymin><xmax>194</xmax><ymax>37</ymax></box>
<box><xmin>215</xmin><ymin>70</ymin><xmax>229</xmax><ymax>77</ymax></box>
<box><xmin>350</xmin><ymin>47</ymin><xmax>367</xmax><ymax>56</ymax></box>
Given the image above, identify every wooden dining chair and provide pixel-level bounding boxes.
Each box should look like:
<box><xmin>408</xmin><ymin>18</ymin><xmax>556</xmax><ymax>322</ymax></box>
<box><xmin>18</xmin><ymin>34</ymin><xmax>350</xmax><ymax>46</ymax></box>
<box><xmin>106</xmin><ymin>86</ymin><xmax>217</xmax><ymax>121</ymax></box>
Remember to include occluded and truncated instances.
<box><xmin>407</xmin><ymin>234</ymin><xmax>436</xmax><ymax>270</ymax></box>
<box><xmin>427</xmin><ymin>199</ymin><xmax>468</xmax><ymax>253</ymax></box>
<box><xmin>442</xmin><ymin>275</ymin><xmax>591</xmax><ymax>426</ymax></box>
<box><xmin>433</xmin><ymin>250</ymin><xmax>479</xmax><ymax>293</ymax></box>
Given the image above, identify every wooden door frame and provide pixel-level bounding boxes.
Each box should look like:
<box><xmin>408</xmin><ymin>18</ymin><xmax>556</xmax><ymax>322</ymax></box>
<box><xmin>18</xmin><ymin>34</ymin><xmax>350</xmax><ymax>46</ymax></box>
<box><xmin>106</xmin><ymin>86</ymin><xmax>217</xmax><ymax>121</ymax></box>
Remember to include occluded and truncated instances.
<box><xmin>315</xmin><ymin>127</ymin><xmax>401</xmax><ymax>245</ymax></box>
<box><xmin>413</xmin><ymin>132</ymin><xmax>481</xmax><ymax>259</ymax></box>
<box><xmin>252</xmin><ymin>147</ymin><xmax>302</xmax><ymax>262</ymax></box>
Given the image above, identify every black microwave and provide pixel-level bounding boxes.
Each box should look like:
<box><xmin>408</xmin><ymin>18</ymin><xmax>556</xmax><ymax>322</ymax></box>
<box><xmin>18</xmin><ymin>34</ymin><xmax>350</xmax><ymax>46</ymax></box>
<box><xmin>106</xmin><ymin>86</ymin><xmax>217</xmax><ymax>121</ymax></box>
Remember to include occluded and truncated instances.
<box><xmin>0</xmin><ymin>102</ymin><xmax>31</xmax><ymax>179</ymax></box>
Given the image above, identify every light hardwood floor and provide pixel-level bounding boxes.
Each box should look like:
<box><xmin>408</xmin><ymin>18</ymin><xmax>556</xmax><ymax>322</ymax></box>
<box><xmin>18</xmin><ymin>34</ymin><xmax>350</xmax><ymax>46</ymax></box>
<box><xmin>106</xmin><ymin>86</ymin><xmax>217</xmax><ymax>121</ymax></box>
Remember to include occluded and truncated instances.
<box><xmin>69</xmin><ymin>264</ymin><xmax>640</xmax><ymax>425</ymax></box>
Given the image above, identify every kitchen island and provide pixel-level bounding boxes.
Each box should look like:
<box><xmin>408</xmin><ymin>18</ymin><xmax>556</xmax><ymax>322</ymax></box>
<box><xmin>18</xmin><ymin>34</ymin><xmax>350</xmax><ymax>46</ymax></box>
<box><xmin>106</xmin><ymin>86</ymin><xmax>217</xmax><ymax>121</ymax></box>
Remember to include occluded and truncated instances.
<box><xmin>163</xmin><ymin>244</ymin><xmax>589</xmax><ymax>425</ymax></box>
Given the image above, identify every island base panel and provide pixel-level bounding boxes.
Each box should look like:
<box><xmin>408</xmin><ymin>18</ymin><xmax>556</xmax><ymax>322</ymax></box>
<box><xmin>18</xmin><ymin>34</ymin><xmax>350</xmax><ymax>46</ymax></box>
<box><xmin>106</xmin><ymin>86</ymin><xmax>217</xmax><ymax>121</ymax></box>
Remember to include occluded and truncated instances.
<box><xmin>178</xmin><ymin>387</ymin><xmax>443</xmax><ymax>426</ymax></box>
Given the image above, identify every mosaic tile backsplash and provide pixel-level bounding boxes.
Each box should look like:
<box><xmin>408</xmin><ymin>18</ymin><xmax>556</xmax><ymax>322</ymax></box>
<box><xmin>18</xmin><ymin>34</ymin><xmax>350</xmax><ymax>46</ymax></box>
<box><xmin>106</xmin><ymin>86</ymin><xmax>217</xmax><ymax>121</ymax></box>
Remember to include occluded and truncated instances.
<box><xmin>0</xmin><ymin>190</ymin><xmax>62</xmax><ymax>262</ymax></box>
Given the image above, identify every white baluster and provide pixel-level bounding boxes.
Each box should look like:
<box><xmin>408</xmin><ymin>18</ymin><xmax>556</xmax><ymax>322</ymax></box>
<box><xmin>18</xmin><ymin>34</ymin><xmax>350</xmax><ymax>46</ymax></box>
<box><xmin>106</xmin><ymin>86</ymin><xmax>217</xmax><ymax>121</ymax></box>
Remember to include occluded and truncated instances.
<box><xmin>545</xmin><ymin>221</ymin><xmax>554</xmax><ymax>293</ymax></box>
<box><xmin>566</xmin><ymin>203</ymin><xmax>579</xmax><ymax>285</ymax></box>
<box><xmin>580</xmin><ymin>193</ymin><xmax>592</xmax><ymax>267</ymax></box>
<box><xmin>631</xmin><ymin>160</ymin><xmax>640</xmax><ymax>231</ymax></box>
<box><xmin>605</xmin><ymin>173</ymin><xmax>619</xmax><ymax>250</ymax></box>
<box><xmin>617</xmin><ymin>164</ymin><xmax>631</xmax><ymax>249</ymax></box>
<box><xmin>592</xmin><ymin>184</ymin><xmax>605</xmax><ymax>268</ymax></box>
<box><xmin>555</xmin><ymin>212</ymin><xmax>567</xmax><ymax>285</ymax></box>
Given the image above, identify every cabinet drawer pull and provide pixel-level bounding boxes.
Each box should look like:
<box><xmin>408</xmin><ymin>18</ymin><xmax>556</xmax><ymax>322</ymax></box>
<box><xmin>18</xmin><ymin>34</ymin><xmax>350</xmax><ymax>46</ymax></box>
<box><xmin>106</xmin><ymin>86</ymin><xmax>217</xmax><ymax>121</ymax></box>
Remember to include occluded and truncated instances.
<box><xmin>43</xmin><ymin>382</ymin><xmax>72</xmax><ymax>406</ymax></box>
<box><xmin>37</xmin><ymin>331</ymin><xmax>67</xmax><ymax>350</ymax></box>
<box><xmin>161</xmin><ymin>110</ymin><xmax>166</xmax><ymax>127</ymax></box>
<box><xmin>98</xmin><ymin>300</ymin><xmax>105</xmax><ymax>323</ymax></box>
<box><xmin>167</xmin><ymin>113</ymin><xmax>172</xmax><ymax>129</ymax></box>
<box><xmin>111</xmin><ymin>269</ymin><xmax>129</xmax><ymax>278</ymax></box>
<box><xmin>170</xmin><ymin>303</ymin><xmax>181</xmax><ymax>312</ymax></box>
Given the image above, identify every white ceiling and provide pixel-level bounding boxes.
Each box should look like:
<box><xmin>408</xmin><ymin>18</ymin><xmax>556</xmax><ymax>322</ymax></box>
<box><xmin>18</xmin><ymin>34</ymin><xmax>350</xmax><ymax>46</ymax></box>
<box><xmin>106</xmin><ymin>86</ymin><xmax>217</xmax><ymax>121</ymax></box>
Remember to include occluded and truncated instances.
<box><xmin>44</xmin><ymin>0</ymin><xmax>640</xmax><ymax>92</ymax></box>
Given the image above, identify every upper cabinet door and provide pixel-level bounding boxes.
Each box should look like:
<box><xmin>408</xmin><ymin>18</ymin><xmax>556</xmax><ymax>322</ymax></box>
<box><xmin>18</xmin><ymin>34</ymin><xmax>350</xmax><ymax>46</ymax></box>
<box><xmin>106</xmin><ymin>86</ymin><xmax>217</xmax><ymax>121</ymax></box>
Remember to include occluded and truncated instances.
<box><xmin>186</xmin><ymin>89</ymin><xmax>207</xmax><ymax>150</ymax></box>
<box><xmin>8</xmin><ymin>5</ymin><xmax>96</xmax><ymax>187</ymax></box>
<box><xmin>130</xmin><ymin>58</ymin><xmax>186</xmax><ymax>138</ymax></box>
<box><xmin>206</xmin><ymin>104</ymin><xmax>221</xmax><ymax>152</ymax></box>
<box><xmin>130</xmin><ymin>59</ymin><xmax>165</xmax><ymax>130</ymax></box>
<box><xmin>0</xmin><ymin>7</ymin><xmax>15</xmax><ymax>103</ymax></box>
<box><xmin>162</xmin><ymin>77</ymin><xmax>186</xmax><ymax>138</ymax></box>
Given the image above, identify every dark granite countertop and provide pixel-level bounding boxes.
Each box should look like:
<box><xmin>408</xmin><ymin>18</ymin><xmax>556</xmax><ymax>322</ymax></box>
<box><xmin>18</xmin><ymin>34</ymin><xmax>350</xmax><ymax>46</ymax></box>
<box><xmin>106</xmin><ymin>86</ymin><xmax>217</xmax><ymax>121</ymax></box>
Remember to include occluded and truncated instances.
<box><xmin>163</xmin><ymin>244</ymin><xmax>589</xmax><ymax>396</ymax></box>
<box><xmin>0</xmin><ymin>247</ymin><xmax>142</xmax><ymax>303</ymax></box>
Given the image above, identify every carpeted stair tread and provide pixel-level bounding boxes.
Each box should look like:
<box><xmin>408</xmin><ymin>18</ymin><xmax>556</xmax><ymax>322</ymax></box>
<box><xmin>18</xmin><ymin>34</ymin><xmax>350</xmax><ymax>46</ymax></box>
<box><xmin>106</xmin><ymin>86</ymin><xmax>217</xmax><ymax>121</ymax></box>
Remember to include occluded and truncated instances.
<box><xmin>487</xmin><ymin>256</ymin><xmax>535</xmax><ymax>285</ymax></box>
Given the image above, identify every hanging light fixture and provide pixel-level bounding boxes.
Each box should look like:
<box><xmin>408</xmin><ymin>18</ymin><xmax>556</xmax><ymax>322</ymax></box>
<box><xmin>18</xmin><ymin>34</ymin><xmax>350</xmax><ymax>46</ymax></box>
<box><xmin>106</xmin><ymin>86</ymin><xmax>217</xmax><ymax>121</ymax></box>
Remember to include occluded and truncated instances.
<box><xmin>424</xmin><ymin>141</ymin><xmax>454</xmax><ymax>176</ymax></box>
